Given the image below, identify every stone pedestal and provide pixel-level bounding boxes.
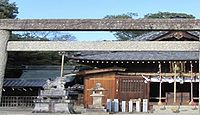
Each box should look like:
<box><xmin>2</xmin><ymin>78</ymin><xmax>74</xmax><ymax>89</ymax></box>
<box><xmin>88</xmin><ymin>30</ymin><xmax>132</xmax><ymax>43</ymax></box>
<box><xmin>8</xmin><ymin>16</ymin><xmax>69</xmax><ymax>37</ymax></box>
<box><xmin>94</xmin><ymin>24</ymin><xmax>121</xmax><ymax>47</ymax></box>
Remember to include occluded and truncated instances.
<box><xmin>90</xmin><ymin>93</ymin><xmax>104</xmax><ymax>109</ymax></box>
<box><xmin>34</xmin><ymin>102</ymin><xmax>49</xmax><ymax>112</ymax></box>
<box><xmin>54</xmin><ymin>101</ymin><xmax>71</xmax><ymax>112</ymax></box>
<box><xmin>34</xmin><ymin>100</ymin><xmax>74</xmax><ymax>113</ymax></box>
<box><xmin>33</xmin><ymin>77</ymin><xmax>75</xmax><ymax>114</ymax></box>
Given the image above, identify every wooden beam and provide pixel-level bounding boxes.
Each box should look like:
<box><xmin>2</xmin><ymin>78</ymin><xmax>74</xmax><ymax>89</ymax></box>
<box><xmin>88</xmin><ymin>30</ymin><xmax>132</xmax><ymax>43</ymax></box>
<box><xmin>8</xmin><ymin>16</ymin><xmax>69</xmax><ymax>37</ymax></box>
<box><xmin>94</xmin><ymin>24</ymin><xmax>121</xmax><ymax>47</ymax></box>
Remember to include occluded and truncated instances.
<box><xmin>0</xmin><ymin>19</ymin><xmax>200</xmax><ymax>31</ymax></box>
<box><xmin>118</xmin><ymin>72</ymin><xmax>199</xmax><ymax>77</ymax></box>
<box><xmin>76</xmin><ymin>67</ymin><xmax>126</xmax><ymax>75</ymax></box>
<box><xmin>7</xmin><ymin>41</ymin><xmax>199</xmax><ymax>51</ymax></box>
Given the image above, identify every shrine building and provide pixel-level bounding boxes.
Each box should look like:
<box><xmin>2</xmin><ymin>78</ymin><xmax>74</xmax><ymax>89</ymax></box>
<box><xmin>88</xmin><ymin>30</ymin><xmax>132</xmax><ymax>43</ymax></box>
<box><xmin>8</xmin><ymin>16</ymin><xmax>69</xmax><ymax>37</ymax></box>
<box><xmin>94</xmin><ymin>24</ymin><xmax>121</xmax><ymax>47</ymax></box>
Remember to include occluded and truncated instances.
<box><xmin>69</xmin><ymin>31</ymin><xmax>200</xmax><ymax>107</ymax></box>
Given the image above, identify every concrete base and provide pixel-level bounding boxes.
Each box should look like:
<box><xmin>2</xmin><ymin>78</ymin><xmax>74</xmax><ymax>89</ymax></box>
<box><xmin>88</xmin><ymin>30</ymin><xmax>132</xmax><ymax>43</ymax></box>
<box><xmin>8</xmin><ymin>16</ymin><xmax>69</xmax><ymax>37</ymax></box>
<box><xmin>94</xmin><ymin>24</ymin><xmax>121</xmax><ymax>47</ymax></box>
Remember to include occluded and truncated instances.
<box><xmin>153</xmin><ymin>105</ymin><xmax>199</xmax><ymax>113</ymax></box>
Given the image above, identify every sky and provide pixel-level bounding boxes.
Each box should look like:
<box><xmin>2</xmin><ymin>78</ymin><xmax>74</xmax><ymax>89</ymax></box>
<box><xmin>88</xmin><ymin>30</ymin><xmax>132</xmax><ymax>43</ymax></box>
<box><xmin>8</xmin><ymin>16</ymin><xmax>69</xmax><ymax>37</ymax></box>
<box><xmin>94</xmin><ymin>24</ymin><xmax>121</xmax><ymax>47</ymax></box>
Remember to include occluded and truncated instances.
<box><xmin>10</xmin><ymin>0</ymin><xmax>200</xmax><ymax>41</ymax></box>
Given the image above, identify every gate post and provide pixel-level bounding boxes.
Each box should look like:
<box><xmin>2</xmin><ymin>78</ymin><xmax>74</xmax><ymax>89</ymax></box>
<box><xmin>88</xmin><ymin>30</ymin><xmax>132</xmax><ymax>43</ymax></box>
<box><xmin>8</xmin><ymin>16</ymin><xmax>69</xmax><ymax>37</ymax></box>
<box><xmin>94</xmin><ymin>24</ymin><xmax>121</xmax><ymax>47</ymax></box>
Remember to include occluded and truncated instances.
<box><xmin>199</xmin><ymin>33</ymin><xmax>200</xmax><ymax>113</ymax></box>
<box><xmin>0</xmin><ymin>30</ymin><xmax>10</xmax><ymax>102</ymax></box>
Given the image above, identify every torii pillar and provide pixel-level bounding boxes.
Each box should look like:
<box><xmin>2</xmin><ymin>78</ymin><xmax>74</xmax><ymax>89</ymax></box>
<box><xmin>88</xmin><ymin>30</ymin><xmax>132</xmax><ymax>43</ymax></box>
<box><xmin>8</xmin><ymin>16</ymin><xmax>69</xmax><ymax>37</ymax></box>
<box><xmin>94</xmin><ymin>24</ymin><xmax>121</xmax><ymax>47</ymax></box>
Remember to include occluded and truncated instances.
<box><xmin>198</xmin><ymin>52</ymin><xmax>200</xmax><ymax>113</ymax></box>
<box><xmin>0</xmin><ymin>30</ymin><xmax>10</xmax><ymax>102</ymax></box>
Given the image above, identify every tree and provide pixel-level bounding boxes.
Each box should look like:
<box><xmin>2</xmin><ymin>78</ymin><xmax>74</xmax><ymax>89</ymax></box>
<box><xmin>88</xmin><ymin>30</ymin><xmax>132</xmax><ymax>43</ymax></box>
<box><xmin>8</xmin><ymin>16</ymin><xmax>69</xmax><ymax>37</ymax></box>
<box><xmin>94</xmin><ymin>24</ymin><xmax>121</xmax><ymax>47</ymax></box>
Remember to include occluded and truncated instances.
<box><xmin>104</xmin><ymin>12</ymin><xmax>137</xmax><ymax>19</ymax></box>
<box><xmin>144</xmin><ymin>12</ymin><xmax>195</xmax><ymax>19</ymax></box>
<box><xmin>12</xmin><ymin>31</ymin><xmax>76</xmax><ymax>41</ymax></box>
<box><xmin>46</xmin><ymin>31</ymin><xmax>76</xmax><ymax>41</ymax></box>
<box><xmin>0</xmin><ymin>0</ymin><xmax>18</xmax><ymax>19</ymax></box>
<box><xmin>8</xmin><ymin>31</ymin><xmax>76</xmax><ymax>66</ymax></box>
<box><xmin>106</xmin><ymin>12</ymin><xmax>196</xmax><ymax>41</ymax></box>
<box><xmin>104</xmin><ymin>13</ymin><xmax>143</xmax><ymax>41</ymax></box>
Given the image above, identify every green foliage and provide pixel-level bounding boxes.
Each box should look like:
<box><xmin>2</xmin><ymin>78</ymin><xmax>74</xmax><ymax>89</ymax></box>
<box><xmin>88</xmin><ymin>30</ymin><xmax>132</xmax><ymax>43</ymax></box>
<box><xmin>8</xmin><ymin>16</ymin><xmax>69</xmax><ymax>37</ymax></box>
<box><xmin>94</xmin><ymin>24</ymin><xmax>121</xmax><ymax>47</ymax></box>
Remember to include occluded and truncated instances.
<box><xmin>104</xmin><ymin>12</ymin><xmax>143</xmax><ymax>41</ymax></box>
<box><xmin>0</xmin><ymin>0</ymin><xmax>18</xmax><ymax>19</ymax></box>
<box><xmin>8</xmin><ymin>32</ymin><xmax>76</xmax><ymax>67</ymax></box>
<box><xmin>104</xmin><ymin>12</ymin><xmax>137</xmax><ymax>19</ymax></box>
<box><xmin>106</xmin><ymin>12</ymin><xmax>196</xmax><ymax>41</ymax></box>
<box><xmin>49</xmin><ymin>31</ymin><xmax>77</xmax><ymax>41</ymax></box>
<box><xmin>10</xmin><ymin>33</ymin><xmax>49</xmax><ymax>41</ymax></box>
<box><xmin>144</xmin><ymin>12</ymin><xmax>195</xmax><ymax>19</ymax></box>
<box><xmin>11</xmin><ymin>31</ymin><xmax>77</xmax><ymax>41</ymax></box>
<box><xmin>113</xmin><ymin>31</ymin><xmax>146</xmax><ymax>41</ymax></box>
<box><xmin>8</xmin><ymin>33</ymin><xmax>62</xmax><ymax>65</ymax></box>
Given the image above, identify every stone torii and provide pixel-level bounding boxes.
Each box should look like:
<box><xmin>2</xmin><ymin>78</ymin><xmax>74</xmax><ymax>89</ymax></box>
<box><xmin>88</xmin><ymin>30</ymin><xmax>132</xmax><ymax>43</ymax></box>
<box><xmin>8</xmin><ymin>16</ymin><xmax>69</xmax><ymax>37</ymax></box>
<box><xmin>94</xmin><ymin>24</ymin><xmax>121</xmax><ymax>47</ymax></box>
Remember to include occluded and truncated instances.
<box><xmin>0</xmin><ymin>19</ymin><xmax>200</xmax><ymax>112</ymax></box>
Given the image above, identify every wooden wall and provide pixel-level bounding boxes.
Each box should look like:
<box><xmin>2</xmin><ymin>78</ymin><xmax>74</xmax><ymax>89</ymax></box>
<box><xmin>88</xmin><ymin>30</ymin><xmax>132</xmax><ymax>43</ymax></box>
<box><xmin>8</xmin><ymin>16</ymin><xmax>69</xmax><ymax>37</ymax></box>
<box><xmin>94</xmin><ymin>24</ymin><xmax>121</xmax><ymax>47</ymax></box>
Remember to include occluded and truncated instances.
<box><xmin>84</xmin><ymin>72</ymin><xmax>117</xmax><ymax>107</ymax></box>
<box><xmin>117</xmin><ymin>75</ymin><xmax>149</xmax><ymax>101</ymax></box>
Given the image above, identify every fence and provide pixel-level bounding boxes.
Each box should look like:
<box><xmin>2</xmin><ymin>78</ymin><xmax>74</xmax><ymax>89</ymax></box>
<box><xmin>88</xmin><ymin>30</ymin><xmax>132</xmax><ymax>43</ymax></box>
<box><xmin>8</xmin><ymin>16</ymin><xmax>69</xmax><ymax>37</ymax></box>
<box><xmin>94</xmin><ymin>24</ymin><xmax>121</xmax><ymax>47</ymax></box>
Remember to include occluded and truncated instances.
<box><xmin>0</xmin><ymin>96</ymin><xmax>37</xmax><ymax>107</ymax></box>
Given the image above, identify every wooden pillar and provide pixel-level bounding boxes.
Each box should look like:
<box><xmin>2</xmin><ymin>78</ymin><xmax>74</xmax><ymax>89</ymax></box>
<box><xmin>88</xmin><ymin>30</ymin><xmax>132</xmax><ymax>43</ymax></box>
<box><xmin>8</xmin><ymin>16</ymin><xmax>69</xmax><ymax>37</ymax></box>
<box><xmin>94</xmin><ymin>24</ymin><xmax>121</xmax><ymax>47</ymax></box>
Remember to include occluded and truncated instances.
<box><xmin>174</xmin><ymin>63</ymin><xmax>177</xmax><ymax>104</ymax></box>
<box><xmin>158</xmin><ymin>63</ymin><xmax>163</xmax><ymax>105</ymax></box>
<box><xmin>0</xmin><ymin>30</ymin><xmax>10</xmax><ymax>102</ymax></box>
<box><xmin>189</xmin><ymin>63</ymin><xmax>194</xmax><ymax>105</ymax></box>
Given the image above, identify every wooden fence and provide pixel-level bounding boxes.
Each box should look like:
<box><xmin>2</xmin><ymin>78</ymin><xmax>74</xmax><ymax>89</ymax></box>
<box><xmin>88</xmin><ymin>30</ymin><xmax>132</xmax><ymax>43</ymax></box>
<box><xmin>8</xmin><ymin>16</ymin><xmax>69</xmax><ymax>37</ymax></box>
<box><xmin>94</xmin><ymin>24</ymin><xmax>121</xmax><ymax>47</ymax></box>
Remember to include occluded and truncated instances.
<box><xmin>0</xmin><ymin>96</ymin><xmax>37</xmax><ymax>107</ymax></box>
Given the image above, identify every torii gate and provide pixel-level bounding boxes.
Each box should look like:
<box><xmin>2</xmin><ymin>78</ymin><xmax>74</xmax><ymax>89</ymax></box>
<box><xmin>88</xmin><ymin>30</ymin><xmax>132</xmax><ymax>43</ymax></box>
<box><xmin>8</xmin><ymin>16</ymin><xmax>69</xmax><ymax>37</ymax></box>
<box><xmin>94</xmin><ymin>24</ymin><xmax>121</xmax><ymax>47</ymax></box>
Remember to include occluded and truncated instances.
<box><xmin>0</xmin><ymin>19</ymin><xmax>200</xmax><ymax>111</ymax></box>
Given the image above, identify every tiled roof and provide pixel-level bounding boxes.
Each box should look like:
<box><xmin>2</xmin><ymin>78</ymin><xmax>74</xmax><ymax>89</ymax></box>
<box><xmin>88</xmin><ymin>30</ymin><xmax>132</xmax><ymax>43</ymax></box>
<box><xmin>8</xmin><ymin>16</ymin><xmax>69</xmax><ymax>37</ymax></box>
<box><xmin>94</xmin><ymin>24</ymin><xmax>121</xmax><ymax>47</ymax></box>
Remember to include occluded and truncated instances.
<box><xmin>3</xmin><ymin>66</ymin><xmax>76</xmax><ymax>88</ymax></box>
<box><xmin>71</xmin><ymin>31</ymin><xmax>200</xmax><ymax>61</ymax></box>
<box><xmin>20</xmin><ymin>66</ymin><xmax>75</xmax><ymax>80</ymax></box>
<box><xmin>3</xmin><ymin>79</ymin><xmax>46</xmax><ymax>87</ymax></box>
<box><xmin>187</xmin><ymin>31</ymin><xmax>200</xmax><ymax>37</ymax></box>
<box><xmin>73</xmin><ymin>51</ymin><xmax>199</xmax><ymax>61</ymax></box>
<box><xmin>133</xmin><ymin>31</ymin><xmax>168</xmax><ymax>41</ymax></box>
<box><xmin>133</xmin><ymin>31</ymin><xmax>200</xmax><ymax>41</ymax></box>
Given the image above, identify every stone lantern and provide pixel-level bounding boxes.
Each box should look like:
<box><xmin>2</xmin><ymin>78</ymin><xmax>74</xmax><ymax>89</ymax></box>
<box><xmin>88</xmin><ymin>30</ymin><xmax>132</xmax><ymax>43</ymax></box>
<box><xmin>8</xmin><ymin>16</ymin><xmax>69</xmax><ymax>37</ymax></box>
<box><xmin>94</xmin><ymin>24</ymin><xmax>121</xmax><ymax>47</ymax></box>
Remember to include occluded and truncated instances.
<box><xmin>88</xmin><ymin>83</ymin><xmax>106</xmax><ymax>109</ymax></box>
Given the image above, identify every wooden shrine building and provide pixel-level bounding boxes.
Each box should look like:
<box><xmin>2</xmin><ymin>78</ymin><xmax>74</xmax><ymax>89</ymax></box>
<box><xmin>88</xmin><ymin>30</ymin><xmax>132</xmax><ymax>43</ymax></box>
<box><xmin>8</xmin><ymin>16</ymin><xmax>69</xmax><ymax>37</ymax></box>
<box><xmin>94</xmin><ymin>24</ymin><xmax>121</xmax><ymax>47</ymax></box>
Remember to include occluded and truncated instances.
<box><xmin>69</xmin><ymin>31</ymin><xmax>200</xmax><ymax>107</ymax></box>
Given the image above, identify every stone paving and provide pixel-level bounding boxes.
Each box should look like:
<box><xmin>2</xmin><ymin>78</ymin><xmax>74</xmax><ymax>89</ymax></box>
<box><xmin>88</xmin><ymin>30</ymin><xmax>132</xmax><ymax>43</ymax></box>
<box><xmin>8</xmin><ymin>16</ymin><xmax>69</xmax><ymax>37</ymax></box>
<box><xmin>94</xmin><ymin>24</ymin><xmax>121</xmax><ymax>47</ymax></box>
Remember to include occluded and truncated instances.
<box><xmin>1</xmin><ymin>111</ymin><xmax>200</xmax><ymax>115</ymax></box>
<box><xmin>1</xmin><ymin>107</ymin><xmax>200</xmax><ymax>115</ymax></box>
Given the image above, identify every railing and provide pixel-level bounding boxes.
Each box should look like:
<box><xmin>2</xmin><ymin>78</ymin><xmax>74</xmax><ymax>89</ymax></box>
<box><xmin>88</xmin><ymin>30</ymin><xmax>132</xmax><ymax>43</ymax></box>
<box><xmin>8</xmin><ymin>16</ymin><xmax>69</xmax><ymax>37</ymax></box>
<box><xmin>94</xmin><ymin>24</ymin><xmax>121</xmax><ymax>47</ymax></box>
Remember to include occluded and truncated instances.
<box><xmin>0</xmin><ymin>96</ymin><xmax>37</xmax><ymax>107</ymax></box>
